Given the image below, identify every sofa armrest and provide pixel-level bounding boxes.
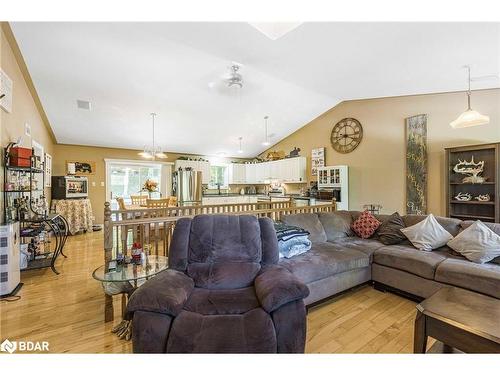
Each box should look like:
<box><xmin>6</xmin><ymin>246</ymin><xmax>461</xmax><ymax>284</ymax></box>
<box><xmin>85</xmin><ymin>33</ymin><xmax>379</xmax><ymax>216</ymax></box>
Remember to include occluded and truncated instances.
<box><xmin>126</xmin><ymin>269</ymin><xmax>194</xmax><ymax>318</ymax></box>
<box><xmin>254</xmin><ymin>265</ymin><xmax>309</xmax><ymax>313</ymax></box>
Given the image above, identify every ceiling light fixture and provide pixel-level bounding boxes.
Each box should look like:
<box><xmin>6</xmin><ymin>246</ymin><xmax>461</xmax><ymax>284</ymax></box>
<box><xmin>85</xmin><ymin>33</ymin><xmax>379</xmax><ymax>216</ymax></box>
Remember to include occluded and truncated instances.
<box><xmin>237</xmin><ymin>137</ymin><xmax>244</xmax><ymax>154</ymax></box>
<box><xmin>249</xmin><ymin>22</ymin><xmax>302</xmax><ymax>41</ymax></box>
<box><xmin>450</xmin><ymin>66</ymin><xmax>490</xmax><ymax>129</ymax></box>
<box><xmin>262</xmin><ymin>116</ymin><xmax>271</xmax><ymax>146</ymax></box>
<box><xmin>138</xmin><ymin>113</ymin><xmax>167</xmax><ymax>160</ymax></box>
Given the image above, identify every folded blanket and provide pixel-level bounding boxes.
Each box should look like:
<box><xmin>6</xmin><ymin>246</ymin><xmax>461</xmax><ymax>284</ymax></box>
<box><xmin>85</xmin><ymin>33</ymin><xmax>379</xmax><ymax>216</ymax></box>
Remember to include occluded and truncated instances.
<box><xmin>278</xmin><ymin>235</ymin><xmax>312</xmax><ymax>259</ymax></box>
<box><xmin>274</xmin><ymin>222</ymin><xmax>310</xmax><ymax>242</ymax></box>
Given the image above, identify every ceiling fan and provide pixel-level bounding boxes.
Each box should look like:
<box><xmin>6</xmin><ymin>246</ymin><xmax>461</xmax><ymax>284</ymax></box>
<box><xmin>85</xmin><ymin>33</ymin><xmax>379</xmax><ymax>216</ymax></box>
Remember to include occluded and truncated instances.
<box><xmin>208</xmin><ymin>62</ymin><xmax>245</xmax><ymax>93</ymax></box>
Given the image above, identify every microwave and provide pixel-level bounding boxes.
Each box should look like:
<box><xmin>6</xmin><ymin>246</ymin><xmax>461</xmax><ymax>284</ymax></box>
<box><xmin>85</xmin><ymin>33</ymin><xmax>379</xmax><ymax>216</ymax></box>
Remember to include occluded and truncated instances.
<box><xmin>51</xmin><ymin>176</ymin><xmax>89</xmax><ymax>199</ymax></box>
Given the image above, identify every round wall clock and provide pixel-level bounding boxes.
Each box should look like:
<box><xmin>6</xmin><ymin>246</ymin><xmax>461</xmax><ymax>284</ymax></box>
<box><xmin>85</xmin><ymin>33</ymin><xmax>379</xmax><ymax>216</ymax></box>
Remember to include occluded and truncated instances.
<box><xmin>330</xmin><ymin>118</ymin><xmax>363</xmax><ymax>153</ymax></box>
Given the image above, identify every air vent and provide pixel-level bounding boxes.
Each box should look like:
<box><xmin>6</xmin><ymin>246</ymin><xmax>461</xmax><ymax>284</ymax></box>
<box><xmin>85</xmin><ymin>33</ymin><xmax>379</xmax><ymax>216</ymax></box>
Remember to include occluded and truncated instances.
<box><xmin>77</xmin><ymin>99</ymin><xmax>91</xmax><ymax>110</ymax></box>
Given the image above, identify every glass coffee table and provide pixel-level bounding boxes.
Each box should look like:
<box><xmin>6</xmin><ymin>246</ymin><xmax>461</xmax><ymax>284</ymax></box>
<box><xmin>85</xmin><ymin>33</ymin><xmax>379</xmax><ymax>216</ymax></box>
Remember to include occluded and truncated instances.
<box><xmin>92</xmin><ymin>255</ymin><xmax>168</xmax><ymax>340</ymax></box>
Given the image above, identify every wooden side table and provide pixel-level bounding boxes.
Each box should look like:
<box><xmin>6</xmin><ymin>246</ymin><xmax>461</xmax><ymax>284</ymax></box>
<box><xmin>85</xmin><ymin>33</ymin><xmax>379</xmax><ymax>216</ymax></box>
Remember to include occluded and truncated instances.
<box><xmin>414</xmin><ymin>287</ymin><xmax>500</xmax><ymax>353</ymax></box>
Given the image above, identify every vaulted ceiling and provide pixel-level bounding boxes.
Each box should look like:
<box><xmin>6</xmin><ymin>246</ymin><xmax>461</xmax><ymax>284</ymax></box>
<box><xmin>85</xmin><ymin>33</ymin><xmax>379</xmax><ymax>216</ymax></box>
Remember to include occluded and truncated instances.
<box><xmin>11</xmin><ymin>22</ymin><xmax>500</xmax><ymax>157</ymax></box>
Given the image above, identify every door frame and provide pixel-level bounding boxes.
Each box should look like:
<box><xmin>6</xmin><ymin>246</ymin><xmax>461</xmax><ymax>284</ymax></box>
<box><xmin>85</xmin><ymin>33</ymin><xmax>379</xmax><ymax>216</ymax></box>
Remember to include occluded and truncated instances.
<box><xmin>104</xmin><ymin>158</ymin><xmax>174</xmax><ymax>202</ymax></box>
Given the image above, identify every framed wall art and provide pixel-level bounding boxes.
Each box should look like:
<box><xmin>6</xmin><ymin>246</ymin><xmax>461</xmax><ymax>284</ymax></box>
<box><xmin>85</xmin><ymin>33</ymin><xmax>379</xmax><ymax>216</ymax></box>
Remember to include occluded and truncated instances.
<box><xmin>405</xmin><ymin>114</ymin><xmax>428</xmax><ymax>215</ymax></box>
<box><xmin>67</xmin><ymin>160</ymin><xmax>96</xmax><ymax>175</ymax></box>
<box><xmin>311</xmin><ymin>147</ymin><xmax>325</xmax><ymax>178</ymax></box>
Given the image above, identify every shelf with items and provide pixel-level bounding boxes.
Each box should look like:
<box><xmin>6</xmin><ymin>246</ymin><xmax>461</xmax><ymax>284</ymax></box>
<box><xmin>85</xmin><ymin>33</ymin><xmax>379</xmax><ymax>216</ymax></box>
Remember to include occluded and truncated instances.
<box><xmin>445</xmin><ymin>143</ymin><xmax>499</xmax><ymax>223</ymax></box>
<box><xmin>3</xmin><ymin>143</ymin><xmax>48</xmax><ymax>223</ymax></box>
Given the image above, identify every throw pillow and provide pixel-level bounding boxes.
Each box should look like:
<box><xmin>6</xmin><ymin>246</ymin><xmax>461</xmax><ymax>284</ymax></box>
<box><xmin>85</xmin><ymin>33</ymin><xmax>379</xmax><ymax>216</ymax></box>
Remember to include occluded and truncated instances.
<box><xmin>400</xmin><ymin>213</ymin><xmax>453</xmax><ymax>251</ymax></box>
<box><xmin>377</xmin><ymin>212</ymin><xmax>406</xmax><ymax>245</ymax></box>
<box><xmin>447</xmin><ymin>220</ymin><xmax>500</xmax><ymax>264</ymax></box>
<box><xmin>351</xmin><ymin>210</ymin><xmax>381</xmax><ymax>239</ymax></box>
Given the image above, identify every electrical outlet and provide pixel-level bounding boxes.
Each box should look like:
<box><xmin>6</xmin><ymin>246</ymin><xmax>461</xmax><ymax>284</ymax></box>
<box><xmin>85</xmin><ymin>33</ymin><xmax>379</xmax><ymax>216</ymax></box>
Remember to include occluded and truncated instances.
<box><xmin>100</xmin><ymin>181</ymin><xmax>105</xmax><ymax>187</ymax></box>
<box><xmin>92</xmin><ymin>181</ymin><xmax>96</xmax><ymax>187</ymax></box>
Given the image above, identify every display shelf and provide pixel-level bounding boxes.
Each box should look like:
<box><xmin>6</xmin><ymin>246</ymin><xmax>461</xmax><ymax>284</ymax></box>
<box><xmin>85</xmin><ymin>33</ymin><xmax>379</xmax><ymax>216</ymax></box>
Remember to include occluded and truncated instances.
<box><xmin>450</xmin><ymin>214</ymin><xmax>496</xmax><ymax>220</ymax></box>
<box><xmin>449</xmin><ymin>182</ymin><xmax>495</xmax><ymax>185</ymax></box>
<box><xmin>445</xmin><ymin>143</ymin><xmax>499</xmax><ymax>223</ymax></box>
<box><xmin>450</xmin><ymin>200</ymin><xmax>495</xmax><ymax>205</ymax></box>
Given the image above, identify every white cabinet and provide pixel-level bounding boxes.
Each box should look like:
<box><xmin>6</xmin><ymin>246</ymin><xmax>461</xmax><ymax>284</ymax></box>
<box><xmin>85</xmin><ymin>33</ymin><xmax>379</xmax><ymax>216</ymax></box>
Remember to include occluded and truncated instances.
<box><xmin>287</xmin><ymin>157</ymin><xmax>307</xmax><ymax>183</ymax></box>
<box><xmin>228</xmin><ymin>164</ymin><xmax>246</xmax><ymax>184</ymax></box>
<box><xmin>175</xmin><ymin>160</ymin><xmax>211</xmax><ymax>184</ymax></box>
<box><xmin>197</xmin><ymin>161</ymin><xmax>211</xmax><ymax>184</ymax></box>
<box><xmin>317</xmin><ymin>165</ymin><xmax>349</xmax><ymax>210</ymax></box>
<box><xmin>255</xmin><ymin>162</ymin><xmax>270</xmax><ymax>183</ymax></box>
<box><xmin>245</xmin><ymin>164</ymin><xmax>257</xmax><ymax>184</ymax></box>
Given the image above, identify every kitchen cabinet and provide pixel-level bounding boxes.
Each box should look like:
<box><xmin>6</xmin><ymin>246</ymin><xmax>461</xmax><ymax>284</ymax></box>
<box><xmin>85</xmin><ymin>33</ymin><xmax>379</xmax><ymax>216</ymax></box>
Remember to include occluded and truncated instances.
<box><xmin>174</xmin><ymin>160</ymin><xmax>211</xmax><ymax>185</ymax></box>
<box><xmin>228</xmin><ymin>164</ymin><xmax>246</xmax><ymax>184</ymax></box>
<box><xmin>269</xmin><ymin>157</ymin><xmax>306</xmax><ymax>183</ymax></box>
<box><xmin>245</xmin><ymin>163</ymin><xmax>257</xmax><ymax>184</ymax></box>
<box><xmin>255</xmin><ymin>162</ymin><xmax>271</xmax><ymax>183</ymax></box>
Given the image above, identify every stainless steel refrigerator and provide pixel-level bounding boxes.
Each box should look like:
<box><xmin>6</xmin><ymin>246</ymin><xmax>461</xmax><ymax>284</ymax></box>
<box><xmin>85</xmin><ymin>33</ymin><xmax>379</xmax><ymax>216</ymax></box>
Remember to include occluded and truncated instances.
<box><xmin>173</xmin><ymin>169</ymin><xmax>202</xmax><ymax>206</ymax></box>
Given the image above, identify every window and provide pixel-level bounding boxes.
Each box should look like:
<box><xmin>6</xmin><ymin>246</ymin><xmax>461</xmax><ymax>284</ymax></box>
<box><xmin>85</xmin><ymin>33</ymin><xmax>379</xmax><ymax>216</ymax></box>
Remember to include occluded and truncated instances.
<box><xmin>209</xmin><ymin>164</ymin><xmax>228</xmax><ymax>189</ymax></box>
<box><xmin>108</xmin><ymin>163</ymin><xmax>162</xmax><ymax>203</ymax></box>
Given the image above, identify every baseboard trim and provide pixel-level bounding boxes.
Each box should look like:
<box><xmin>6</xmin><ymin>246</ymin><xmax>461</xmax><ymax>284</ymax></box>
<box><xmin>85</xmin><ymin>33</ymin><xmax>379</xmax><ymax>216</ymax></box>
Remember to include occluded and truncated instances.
<box><xmin>372</xmin><ymin>281</ymin><xmax>424</xmax><ymax>303</ymax></box>
<box><xmin>306</xmin><ymin>281</ymin><xmax>372</xmax><ymax>312</ymax></box>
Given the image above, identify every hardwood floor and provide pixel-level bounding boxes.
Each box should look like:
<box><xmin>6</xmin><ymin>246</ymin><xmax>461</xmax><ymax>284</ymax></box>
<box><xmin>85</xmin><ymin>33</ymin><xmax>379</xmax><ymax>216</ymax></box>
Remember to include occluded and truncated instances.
<box><xmin>0</xmin><ymin>231</ymin><xmax>427</xmax><ymax>353</ymax></box>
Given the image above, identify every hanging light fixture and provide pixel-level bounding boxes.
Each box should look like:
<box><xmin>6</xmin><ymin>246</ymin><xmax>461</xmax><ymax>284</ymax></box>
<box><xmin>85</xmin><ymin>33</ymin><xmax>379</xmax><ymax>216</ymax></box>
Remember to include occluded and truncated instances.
<box><xmin>262</xmin><ymin>116</ymin><xmax>271</xmax><ymax>146</ymax></box>
<box><xmin>138</xmin><ymin>113</ymin><xmax>167</xmax><ymax>160</ymax></box>
<box><xmin>237</xmin><ymin>136</ymin><xmax>244</xmax><ymax>154</ymax></box>
<box><xmin>450</xmin><ymin>66</ymin><xmax>490</xmax><ymax>129</ymax></box>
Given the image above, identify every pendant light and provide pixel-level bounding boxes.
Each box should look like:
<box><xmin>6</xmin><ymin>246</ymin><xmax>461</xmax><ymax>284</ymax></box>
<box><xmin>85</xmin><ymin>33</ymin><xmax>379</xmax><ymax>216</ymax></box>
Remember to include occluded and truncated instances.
<box><xmin>262</xmin><ymin>116</ymin><xmax>271</xmax><ymax>146</ymax></box>
<box><xmin>450</xmin><ymin>66</ymin><xmax>490</xmax><ymax>128</ymax></box>
<box><xmin>138</xmin><ymin>113</ymin><xmax>167</xmax><ymax>160</ymax></box>
<box><xmin>237</xmin><ymin>137</ymin><xmax>244</xmax><ymax>154</ymax></box>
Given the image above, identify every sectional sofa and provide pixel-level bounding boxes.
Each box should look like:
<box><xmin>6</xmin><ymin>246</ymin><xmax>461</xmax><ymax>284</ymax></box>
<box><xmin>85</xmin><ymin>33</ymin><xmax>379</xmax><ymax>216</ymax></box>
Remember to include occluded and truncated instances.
<box><xmin>278</xmin><ymin>211</ymin><xmax>500</xmax><ymax>305</ymax></box>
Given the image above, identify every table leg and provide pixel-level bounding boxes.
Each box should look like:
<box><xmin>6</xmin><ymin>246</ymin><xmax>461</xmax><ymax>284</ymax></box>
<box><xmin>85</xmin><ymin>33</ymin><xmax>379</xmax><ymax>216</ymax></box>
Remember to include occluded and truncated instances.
<box><xmin>104</xmin><ymin>294</ymin><xmax>114</xmax><ymax>322</ymax></box>
<box><xmin>414</xmin><ymin>310</ymin><xmax>428</xmax><ymax>353</ymax></box>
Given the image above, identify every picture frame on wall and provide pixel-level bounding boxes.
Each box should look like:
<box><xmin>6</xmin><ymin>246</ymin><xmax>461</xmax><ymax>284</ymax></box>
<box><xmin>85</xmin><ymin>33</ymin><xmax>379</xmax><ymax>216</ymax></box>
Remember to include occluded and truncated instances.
<box><xmin>311</xmin><ymin>147</ymin><xmax>325</xmax><ymax>179</ymax></box>
<box><xmin>45</xmin><ymin>153</ymin><xmax>52</xmax><ymax>187</ymax></box>
<box><xmin>67</xmin><ymin>160</ymin><xmax>96</xmax><ymax>175</ymax></box>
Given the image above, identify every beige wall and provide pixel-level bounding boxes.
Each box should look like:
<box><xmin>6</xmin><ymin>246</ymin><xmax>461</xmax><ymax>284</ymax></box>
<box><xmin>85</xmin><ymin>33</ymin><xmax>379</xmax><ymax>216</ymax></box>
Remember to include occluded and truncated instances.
<box><xmin>262</xmin><ymin>89</ymin><xmax>500</xmax><ymax>216</ymax></box>
<box><xmin>52</xmin><ymin>144</ymin><xmax>249</xmax><ymax>223</ymax></box>
<box><xmin>52</xmin><ymin>145</ymin><xmax>188</xmax><ymax>224</ymax></box>
<box><xmin>1</xmin><ymin>23</ymin><xmax>56</xmax><ymax>223</ymax></box>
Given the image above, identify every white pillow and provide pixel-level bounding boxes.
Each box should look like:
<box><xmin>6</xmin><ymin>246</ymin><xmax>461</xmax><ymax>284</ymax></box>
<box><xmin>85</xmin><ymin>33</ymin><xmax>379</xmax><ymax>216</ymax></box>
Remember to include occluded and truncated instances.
<box><xmin>400</xmin><ymin>214</ymin><xmax>453</xmax><ymax>251</ymax></box>
<box><xmin>447</xmin><ymin>220</ymin><xmax>500</xmax><ymax>264</ymax></box>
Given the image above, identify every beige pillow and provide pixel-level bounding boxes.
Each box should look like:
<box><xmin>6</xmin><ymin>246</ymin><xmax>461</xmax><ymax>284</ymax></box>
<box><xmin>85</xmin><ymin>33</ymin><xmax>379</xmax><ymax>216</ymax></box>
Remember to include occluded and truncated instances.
<box><xmin>447</xmin><ymin>220</ymin><xmax>500</xmax><ymax>264</ymax></box>
<box><xmin>400</xmin><ymin>214</ymin><xmax>453</xmax><ymax>251</ymax></box>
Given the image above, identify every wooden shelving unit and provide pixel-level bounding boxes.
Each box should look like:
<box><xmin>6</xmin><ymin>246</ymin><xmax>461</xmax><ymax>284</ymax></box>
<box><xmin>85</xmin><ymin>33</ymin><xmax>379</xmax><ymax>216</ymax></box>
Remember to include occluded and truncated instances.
<box><xmin>445</xmin><ymin>143</ymin><xmax>499</xmax><ymax>223</ymax></box>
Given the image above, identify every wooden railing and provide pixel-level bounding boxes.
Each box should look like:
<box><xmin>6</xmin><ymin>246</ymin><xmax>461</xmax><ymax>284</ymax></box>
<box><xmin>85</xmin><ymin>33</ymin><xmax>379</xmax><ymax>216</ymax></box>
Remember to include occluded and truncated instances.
<box><xmin>102</xmin><ymin>200</ymin><xmax>336</xmax><ymax>321</ymax></box>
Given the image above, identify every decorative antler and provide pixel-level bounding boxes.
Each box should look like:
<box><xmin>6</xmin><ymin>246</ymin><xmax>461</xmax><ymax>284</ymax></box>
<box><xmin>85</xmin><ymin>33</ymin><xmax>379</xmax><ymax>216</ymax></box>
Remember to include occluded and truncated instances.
<box><xmin>453</xmin><ymin>156</ymin><xmax>486</xmax><ymax>183</ymax></box>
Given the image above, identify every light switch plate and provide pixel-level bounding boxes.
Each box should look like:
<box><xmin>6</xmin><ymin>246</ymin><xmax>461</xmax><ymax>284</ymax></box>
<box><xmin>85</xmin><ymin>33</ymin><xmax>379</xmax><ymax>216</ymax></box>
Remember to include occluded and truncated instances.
<box><xmin>25</xmin><ymin>123</ymin><xmax>31</xmax><ymax>137</ymax></box>
<box><xmin>92</xmin><ymin>181</ymin><xmax>96</xmax><ymax>187</ymax></box>
<box><xmin>100</xmin><ymin>182</ymin><xmax>105</xmax><ymax>187</ymax></box>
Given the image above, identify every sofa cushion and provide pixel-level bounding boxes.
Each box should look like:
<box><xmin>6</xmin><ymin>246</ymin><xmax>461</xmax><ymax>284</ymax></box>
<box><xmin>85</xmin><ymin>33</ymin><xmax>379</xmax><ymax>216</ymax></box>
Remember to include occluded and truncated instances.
<box><xmin>373</xmin><ymin>244</ymin><xmax>448</xmax><ymax>279</ymax></box>
<box><xmin>447</xmin><ymin>221</ymin><xmax>500</xmax><ymax>264</ymax></box>
<box><xmin>400</xmin><ymin>214</ymin><xmax>453</xmax><ymax>251</ymax></box>
<box><xmin>282</xmin><ymin>213</ymin><xmax>327</xmax><ymax>243</ymax></box>
<box><xmin>318</xmin><ymin>211</ymin><xmax>354</xmax><ymax>241</ymax></box>
<box><xmin>461</xmin><ymin>221</ymin><xmax>500</xmax><ymax>264</ymax></box>
<box><xmin>403</xmin><ymin>214</ymin><xmax>462</xmax><ymax>237</ymax></box>
<box><xmin>336</xmin><ymin>237</ymin><xmax>386</xmax><ymax>262</ymax></box>
<box><xmin>279</xmin><ymin>242</ymin><xmax>369</xmax><ymax>283</ymax></box>
<box><xmin>167</xmin><ymin>308</ymin><xmax>277</xmax><ymax>353</ymax></box>
<box><xmin>351</xmin><ymin>210</ymin><xmax>381</xmax><ymax>239</ymax></box>
<box><xmin>435</xmin><ymin>258</ymin><xmax>500</xmax><ymax>299</ymax></box>
<box><xmin>184</xmin><ymin>287</ymin><xmax>260</xmax><ymax>315</ymax></box>
<box><xmin>377</xmin><ymin>212</ymin><xmax>407</xmax><ymax>245</ymax></box>
<box><xmin>187</xmin><ymin>215</ymin><xmax>263</xmax><ymax>289</ymax></box>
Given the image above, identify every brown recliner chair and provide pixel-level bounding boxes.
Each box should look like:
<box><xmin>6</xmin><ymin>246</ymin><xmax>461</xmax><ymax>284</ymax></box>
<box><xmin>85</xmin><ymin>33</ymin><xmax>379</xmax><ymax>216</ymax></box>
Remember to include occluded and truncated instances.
<box><xmin>126</xmin><ymin>214</ymin><xmax>309</xmax><ymax>353</ymax></box>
